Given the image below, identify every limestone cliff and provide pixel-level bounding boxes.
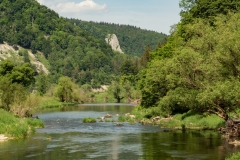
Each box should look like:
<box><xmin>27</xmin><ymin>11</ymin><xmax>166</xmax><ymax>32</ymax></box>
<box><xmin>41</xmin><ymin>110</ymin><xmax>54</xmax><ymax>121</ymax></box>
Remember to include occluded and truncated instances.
<box><xmin>105</xmin><ymin>34</ymin><xmax>124</xmax><ymax>53</ymax></box>
<box><xmin>0</xmin><ymin>42</ymin><xmax>49</xmax><ymax>74</ymax></box>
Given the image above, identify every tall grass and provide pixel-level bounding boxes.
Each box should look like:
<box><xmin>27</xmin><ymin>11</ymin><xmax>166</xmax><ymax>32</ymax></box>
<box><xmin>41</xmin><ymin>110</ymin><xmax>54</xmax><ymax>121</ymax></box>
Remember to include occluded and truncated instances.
<box><xmin>0</xmin><ymin>109</ymin><xmax>44</xmax><ymax>138</ymax></box>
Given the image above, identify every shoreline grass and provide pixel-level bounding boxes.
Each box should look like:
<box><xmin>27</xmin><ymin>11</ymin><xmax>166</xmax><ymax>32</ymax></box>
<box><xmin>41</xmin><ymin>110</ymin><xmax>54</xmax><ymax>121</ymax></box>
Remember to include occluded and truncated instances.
<box><xmin>125</xmin><ymin>107</ymin><xmax>226</xmax><ymax>130</ymax></box>
<box><xmin>0</xmin><ymin>109</ymin><xmax>44</xmax><ymax>139</ymax></box>
<box><xmin>39</xmin><ymin>96</ymin><xmax>76</xmax><ymax>109</ymax></box>
<box><xmin>159</xmin><ymin>111</ymin><xmax>225</xmax><ymax>130</ymax></box>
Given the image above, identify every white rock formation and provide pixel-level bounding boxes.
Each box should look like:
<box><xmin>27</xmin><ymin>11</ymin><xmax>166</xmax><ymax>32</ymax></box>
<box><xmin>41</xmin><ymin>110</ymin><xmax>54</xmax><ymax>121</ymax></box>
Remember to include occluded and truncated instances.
<box><xmin>105</xmin><ymin>34</ymin><xmax>123</xmax><ymax>53</ymax></box>
<box><xmin>0</xmin><ymin>42</ymin><xmax>49</xmax><ymax>74</ymax></box>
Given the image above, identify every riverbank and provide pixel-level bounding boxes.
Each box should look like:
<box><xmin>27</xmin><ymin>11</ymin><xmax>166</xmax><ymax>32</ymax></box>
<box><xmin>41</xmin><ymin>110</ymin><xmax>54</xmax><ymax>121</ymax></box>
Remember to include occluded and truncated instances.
<box><xmin>122</xmin><ymin>107</ymin><xmax>226</xmax><ymax>130</ymax></box>
<box><xmin>0</xmin><ymin>109</ymin><xmax>44</xmax><ymax>140</ymax></box>
<box><xmin>39</xmin><ymin>96</ymin><xmax>77</xmax><ymax>109</ymax></box>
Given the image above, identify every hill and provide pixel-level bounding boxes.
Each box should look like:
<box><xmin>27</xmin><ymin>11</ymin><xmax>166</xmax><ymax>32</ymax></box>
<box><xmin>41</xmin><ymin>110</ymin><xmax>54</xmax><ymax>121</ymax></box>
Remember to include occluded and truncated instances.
<box><xmin>0</xmin><ymin>0</ymin><xmax>117</xmax><ymax>86</ymax></box>
<box><xmin>0</xmin><ymin>42</ymin><xmax>49</xmax><ymax>74</ymax></box>
<box><xmin>67</xmin><ymin>19</ymin><xmax>168</xmax><ymax>56</ymax></box>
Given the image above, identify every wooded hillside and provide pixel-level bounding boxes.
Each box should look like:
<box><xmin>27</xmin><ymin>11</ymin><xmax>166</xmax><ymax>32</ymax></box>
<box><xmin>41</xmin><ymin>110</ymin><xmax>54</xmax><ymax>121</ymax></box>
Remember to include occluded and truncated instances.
<box><xmin>68</xmin><ymin>19</ymin><xmax>168</xmax><ymax>56</ymax></box>
<box><xmin>0</xmin><ymin>0</ymin><xmax>116</xmax><ymax>86</ymax></box>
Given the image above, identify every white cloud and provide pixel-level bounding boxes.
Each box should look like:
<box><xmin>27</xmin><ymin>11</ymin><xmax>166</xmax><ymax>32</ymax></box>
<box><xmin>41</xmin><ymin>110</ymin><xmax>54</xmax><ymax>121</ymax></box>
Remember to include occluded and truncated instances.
<box><xmin>46</xmin><ymin>0</ymin><xmax>107</xmax><ymax>13</ymax></box>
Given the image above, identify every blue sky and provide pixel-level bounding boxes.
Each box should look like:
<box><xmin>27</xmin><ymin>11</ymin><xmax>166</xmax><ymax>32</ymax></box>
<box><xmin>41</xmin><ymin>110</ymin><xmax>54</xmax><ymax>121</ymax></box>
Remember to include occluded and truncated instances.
<box><xmin>37</xmin><ymin>0</ymin><xmax>181</xmax><ymax>34</ymax></box>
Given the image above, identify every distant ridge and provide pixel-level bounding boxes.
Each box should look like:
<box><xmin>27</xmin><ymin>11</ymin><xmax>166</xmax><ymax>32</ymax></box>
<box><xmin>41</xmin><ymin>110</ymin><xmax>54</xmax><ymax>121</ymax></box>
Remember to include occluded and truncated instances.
<box><xmin>68</xmin><ymin>19</ymin><xmax>168</xmax><ymax>56</ymax></box>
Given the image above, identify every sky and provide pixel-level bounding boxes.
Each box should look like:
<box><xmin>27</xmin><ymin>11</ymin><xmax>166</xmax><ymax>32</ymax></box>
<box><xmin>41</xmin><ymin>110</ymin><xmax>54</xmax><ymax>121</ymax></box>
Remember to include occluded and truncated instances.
<box><xmin>37</xmin><ymin>0</ymin><xmax>181</xmax><ymax>34</ymax></box>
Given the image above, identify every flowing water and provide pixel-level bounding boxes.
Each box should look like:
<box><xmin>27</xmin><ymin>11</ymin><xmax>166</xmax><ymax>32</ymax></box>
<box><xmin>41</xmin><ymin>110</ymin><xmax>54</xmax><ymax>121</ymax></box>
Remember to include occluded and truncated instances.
<box><xmin>0</xmin><ymin>103</ymin><xmax>240</xmax><ymax>160</ymax></box>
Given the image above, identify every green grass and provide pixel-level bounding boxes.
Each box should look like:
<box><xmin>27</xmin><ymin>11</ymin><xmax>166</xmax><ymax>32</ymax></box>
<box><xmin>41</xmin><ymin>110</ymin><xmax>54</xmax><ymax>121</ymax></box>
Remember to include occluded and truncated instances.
<box><xmin>82</xmin><ymin>117</ymin><xmax>96</xmax><ymax>123</ymax></box>
<box><xmin>130</xmin><ymin>108</ymin><xmax>225</xmax><ymax>129</ymax></box>
<box><xmin>118</xmin><ymin>115</ymin><xmax>135</xmax><ymax>124</ymax></box>
<box><xmin>160</xmin><ymin>110</ymin><xmax>225</xmax><ymax>129</ymax></box>
<box><xmin>225</xmin><ymin>152</ymin><xmax>240</xmax><ymax>160</ymax></box>
<box><xmin>39</xmin><ymin>96</ymin><xmax>76</xmax><ymax>109</ymax></box>
<box><xmin>118</xmin><ymin>115</ymin><xmax>130</xmax><ymax>122</ymax></box>
<box><xmin>0</xmin><ymin>109</ymin><xmax>44</xmax><ymax>138</ymax></box>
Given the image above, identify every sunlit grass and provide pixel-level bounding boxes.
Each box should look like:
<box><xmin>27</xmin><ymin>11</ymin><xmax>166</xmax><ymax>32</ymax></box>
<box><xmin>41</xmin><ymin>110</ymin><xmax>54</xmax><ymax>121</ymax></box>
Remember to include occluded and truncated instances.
<box><xmin>0</xmin><ymin>109</ymin><xmax>44</xmax><ymax>138</ymax></box>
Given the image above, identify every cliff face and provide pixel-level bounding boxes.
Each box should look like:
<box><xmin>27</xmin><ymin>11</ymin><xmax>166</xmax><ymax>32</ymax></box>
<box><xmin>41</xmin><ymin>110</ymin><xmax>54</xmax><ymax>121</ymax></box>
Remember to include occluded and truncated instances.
<box><xmin>105</xmin><ymin>34</ymin><xmax>124</xmax><ymax>53</ymax></box>
<box><xmin>0</xmin><ymin>42</ymin><xmax>49</xmax><ymax>74</ymax></box>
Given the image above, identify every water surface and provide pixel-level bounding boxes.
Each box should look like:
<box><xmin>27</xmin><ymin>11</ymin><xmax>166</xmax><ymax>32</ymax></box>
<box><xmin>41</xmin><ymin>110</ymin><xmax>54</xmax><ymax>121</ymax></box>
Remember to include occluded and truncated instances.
<box><xmin>0</xmin><ymin>103</ymin><xmax>239</xmax><ymax>160</ymax></box>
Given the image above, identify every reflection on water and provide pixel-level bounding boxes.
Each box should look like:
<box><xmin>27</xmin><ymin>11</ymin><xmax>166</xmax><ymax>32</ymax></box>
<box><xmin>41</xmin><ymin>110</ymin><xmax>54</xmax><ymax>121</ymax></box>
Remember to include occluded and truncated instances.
<box><xmin>0</xmin><ymin>103</ymin><xmax>240</xmax><ymax>160</ymax></box>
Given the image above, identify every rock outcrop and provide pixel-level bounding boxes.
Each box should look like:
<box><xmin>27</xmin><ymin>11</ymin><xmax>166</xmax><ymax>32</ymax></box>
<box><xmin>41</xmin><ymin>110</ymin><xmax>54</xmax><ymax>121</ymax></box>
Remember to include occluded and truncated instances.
<box><xmin>105</xmin><ymin>34</ymin><xmax>123</xmax><ymax>53</ymax></box>
<box><xmin>0</xmin><ymin>42</ymin><xmax>49</xmax><ymax>74</ymax></box>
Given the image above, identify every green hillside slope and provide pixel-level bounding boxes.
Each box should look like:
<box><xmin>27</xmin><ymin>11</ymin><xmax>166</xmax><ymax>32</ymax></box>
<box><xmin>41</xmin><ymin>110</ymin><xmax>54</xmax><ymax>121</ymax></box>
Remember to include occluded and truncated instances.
<box><xmin>68</xmin><ymin>19</ymin><xmax>168</xmax><ymax>56</ymax></box>
<box><xmin>0</xmin><ymin>0</ymin><xmax>116</xmax><ymax>86</ymax></box>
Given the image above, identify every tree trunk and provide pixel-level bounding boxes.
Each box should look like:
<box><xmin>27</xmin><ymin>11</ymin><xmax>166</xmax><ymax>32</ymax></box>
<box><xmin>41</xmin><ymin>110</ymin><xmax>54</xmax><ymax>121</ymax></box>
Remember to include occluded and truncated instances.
<box><xmin>219</xmin><ymin>118</ymin><xmax>240</xmax><ymax>137</ymax></box>
<box><xmin>117</xmin><ymin>97</ymin><xmax>121</xmax><ymax>103</ymax></box>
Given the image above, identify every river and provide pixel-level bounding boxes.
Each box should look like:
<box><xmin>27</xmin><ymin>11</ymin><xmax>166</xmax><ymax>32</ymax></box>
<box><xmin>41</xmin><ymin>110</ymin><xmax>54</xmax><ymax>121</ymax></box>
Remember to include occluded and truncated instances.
<box><xmin>0</xmin><ymin>103</ymin><xmax>240</xmax><ymax>160</ymax></box>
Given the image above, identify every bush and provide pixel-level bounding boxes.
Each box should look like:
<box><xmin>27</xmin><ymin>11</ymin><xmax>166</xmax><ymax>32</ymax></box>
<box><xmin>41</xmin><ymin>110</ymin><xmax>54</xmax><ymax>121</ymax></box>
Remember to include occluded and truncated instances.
<box><xmin>26</xmin><ymin>118</ymin><xmax>44</xmax><ymax>131</ymax></box>
<box><xmin>82</xmin><ymin>117</ymin><xmax>96</xmax><ymax>123</ymax></box>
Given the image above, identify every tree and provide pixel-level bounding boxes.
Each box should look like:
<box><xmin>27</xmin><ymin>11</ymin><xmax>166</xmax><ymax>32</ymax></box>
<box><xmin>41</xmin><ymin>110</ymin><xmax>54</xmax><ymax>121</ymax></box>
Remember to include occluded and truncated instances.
<box><xmin>36</xmin><ymin>73</ymin><xmax>49</xmax><ymax>96</ymax></box>
<box><xmin>120</xmin><ymin>59</ymin><xmax>137</xmax><ymax>75</ymax></box>
<box><xmin>180</xmin><ymin>0</ymin><xmax>240</xmax><ymax>24</ymax></box>
<box><xmin>55</xmin><ymin>76</ymin><xmax>75</xmax><ymax>102</ymax></box>
<box><xmin>140</xmin><ymin>45</ymin><xmax>152</xmax><ymax>68</ymax></box>
<box><xmin>0</xmin><ymin>60</ymin><xmax>35</xmax><ymax>87</ymax></box>
<box><xmin>108</xmin><ymin>81</ymin><xmax>124</xmax><ymax>103</ymax></box>
<box><xmin>140</xmin><ymin>12</ymin><xmax>240</xmax><ymax>121</ymax></box>
<box><xmin>0</xmin><ymin>60</ymin><xmax>35</xmax><ymax>111</ymax></box>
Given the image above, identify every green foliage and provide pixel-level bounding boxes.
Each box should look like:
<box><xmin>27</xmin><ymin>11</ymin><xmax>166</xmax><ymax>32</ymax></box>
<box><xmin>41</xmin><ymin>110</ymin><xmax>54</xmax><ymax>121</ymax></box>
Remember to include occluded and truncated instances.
<box><xmin>19</xmin><ymin>49</ymin><xmax>30</xmax><ymax>63</ymax></box>
<box><xmin>120</xmin><ymin>59</ymin><xmax>137</xmax><ymax>75</ymax></box>
<box><xmin>138</xmin><ymin>60</ymin><xmax>169</xmax><ymax>108</ymax></box>
<box><xmin>82</xmin><ymin>117</ymin><xmax>96</xmax><ymax>123</ymax></box>
<box><xmin>140</xmin><ymin>45</ymin><xmax>152</xmax><ymax>68</ymax></box>
<box><xmin>0</xmin><ymin>0</ymin><xmax>116</xmax><ymax>85</ymax></box>
<box><xmin>160</xmin><ymin>111</ymin><xmax>225</xmax><ymax>129</ymax></box>
<box><xmin>36</xmin><ymin>73</ymin><xmax>50</xmax><ymax>96</ymax></box>
<box><xmin>138</xmin><ymin>11</ymin><xmax>240</xmax><ymax>120</ymax></box>
<box><xmin>108</xmin><ymin>81</ymin><xmax>125</xmax><ymax>103</ymax></box>
<box><xmin>179</xmin><ymin>0</ymin><xmax>240</xmax><ymax>41</ymax></box>
<box><xmin>226</xmin><ymin>152</ymin><xmax>240</xmax><ymax>160</ymax></box>
<box><xmin>68</xmin><ymin>19</ymin><xmax>168</xmax><ymax>56</ymax></box>
<box><xmin>180</xmin><ymin>0</ymin><xmax>240</xmax><ymax>24</ymax></box>
<box><xmin>55</xmin><ymin>76</ymin><xmax>75</xmax><ymax>102</ymax></box>
<box><xmin>0</xmin><ymin>109</ymin><xmax>44</xmax><ymax>138</ymax></box>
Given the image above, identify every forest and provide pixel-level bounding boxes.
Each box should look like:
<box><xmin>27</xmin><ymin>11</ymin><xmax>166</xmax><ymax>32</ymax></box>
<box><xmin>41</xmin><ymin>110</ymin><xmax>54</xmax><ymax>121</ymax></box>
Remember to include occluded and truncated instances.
<box><xmin>67</xmin><ymin>19</ymin><xmax>168</xmax><ymax>56</ymax></box>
